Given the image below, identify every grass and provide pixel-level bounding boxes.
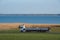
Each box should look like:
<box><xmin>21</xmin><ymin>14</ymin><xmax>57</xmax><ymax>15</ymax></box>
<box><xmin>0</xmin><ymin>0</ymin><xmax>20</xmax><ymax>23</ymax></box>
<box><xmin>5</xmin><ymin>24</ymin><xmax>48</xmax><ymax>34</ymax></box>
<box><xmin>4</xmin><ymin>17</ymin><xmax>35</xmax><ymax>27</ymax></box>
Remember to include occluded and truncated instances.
<box><xmin>51</xmin><ymin>27</ymin><xmax>60</xmax><ymax>32</ymax></box>
<box><xmin>0</xmin><ymin>30</ymin><xmax>60</xmax><ymax>40</ymax></box>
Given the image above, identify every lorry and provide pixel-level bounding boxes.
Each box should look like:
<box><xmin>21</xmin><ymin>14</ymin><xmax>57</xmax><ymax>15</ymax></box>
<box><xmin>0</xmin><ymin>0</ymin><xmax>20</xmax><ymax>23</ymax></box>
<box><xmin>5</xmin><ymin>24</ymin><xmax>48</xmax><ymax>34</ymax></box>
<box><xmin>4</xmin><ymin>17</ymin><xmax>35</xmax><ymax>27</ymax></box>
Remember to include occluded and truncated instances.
<box><xmin>19</xmin><ymin>24</ymin><xmax>50</xmax><ymax>32</ymax></box>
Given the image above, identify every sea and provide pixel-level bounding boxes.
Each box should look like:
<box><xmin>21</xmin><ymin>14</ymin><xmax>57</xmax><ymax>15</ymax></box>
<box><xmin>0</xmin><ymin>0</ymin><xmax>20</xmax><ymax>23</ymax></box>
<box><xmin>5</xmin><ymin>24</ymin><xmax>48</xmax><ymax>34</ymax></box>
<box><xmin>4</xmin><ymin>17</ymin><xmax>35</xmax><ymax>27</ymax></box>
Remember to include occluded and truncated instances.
<box><xmin>0</xmin><ymin>14</ymin><xmax>60</xmax><ymax>24</ymax></box>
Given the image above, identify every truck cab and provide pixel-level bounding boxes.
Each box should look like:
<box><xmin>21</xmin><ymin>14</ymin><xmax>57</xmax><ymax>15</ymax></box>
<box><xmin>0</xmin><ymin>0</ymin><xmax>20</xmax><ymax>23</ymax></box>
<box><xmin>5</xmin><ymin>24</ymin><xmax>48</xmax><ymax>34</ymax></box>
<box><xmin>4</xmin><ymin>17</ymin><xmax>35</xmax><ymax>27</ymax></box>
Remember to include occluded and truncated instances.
<box><xmin>20</xmin><ymin>24</ymin><xmax>26</xmax><ymax>32</ymax></box>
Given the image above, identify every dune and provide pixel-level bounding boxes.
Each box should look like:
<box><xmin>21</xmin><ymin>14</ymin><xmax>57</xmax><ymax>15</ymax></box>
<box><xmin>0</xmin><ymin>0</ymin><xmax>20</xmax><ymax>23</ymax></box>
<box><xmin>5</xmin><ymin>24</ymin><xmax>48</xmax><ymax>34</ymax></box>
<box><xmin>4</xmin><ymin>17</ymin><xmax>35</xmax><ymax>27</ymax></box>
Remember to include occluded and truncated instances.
<box><xmin>0</xmin><ymin>23</ymin><xmax>60</xmax><ymax>30</ymax></box>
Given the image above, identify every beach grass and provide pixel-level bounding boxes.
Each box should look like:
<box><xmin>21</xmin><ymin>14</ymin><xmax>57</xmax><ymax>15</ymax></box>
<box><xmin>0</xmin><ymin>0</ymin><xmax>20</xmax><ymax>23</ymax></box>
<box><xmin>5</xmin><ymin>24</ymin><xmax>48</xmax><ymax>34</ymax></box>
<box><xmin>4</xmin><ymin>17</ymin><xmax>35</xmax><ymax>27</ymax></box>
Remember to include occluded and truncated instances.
<box><xmin>51</xmin><ymin>27</ymin><xmax>60</xmax><ymax>32</ymax></box>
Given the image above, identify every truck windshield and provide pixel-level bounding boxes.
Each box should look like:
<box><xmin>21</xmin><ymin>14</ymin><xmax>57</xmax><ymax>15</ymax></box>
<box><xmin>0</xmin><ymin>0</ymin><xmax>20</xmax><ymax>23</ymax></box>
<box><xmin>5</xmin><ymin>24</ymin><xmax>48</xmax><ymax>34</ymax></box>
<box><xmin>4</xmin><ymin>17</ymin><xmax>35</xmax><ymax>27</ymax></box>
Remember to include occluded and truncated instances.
<box><xmin>20</xmin><ymin>27</ymin><xmax>23</xmax><ymax>28</ymax></box>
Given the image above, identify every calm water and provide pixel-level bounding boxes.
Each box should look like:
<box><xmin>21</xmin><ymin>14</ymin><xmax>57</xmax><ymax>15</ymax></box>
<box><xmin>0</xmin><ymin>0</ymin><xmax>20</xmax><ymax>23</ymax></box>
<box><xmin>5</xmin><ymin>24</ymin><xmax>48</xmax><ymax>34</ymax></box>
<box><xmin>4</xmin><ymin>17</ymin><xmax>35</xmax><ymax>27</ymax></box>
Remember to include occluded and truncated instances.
<box><xmin>0</xmin><ymin>15</ymin><xmax>60</xmax><ymax>24</ymax></box>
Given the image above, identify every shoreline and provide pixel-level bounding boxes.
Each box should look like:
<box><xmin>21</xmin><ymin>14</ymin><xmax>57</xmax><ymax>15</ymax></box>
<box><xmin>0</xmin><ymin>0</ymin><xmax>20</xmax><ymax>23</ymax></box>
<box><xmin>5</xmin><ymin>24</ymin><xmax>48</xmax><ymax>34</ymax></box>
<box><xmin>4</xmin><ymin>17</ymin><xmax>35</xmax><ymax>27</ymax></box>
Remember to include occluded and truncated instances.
<box><xmin>0</xmin><ymin>23</ymin><xmax>60</xmax><ymax>25</ymax></box>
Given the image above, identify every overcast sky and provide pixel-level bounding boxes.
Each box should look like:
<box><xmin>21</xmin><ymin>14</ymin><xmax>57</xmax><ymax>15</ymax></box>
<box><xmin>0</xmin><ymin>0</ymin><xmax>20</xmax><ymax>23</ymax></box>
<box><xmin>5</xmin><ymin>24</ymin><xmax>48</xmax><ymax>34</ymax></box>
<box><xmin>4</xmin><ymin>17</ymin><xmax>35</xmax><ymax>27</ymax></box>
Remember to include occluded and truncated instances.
<box><xmin>0</xmin><ymin>0</ymin><xmax>60</xmax><ymax>14</ymax></box>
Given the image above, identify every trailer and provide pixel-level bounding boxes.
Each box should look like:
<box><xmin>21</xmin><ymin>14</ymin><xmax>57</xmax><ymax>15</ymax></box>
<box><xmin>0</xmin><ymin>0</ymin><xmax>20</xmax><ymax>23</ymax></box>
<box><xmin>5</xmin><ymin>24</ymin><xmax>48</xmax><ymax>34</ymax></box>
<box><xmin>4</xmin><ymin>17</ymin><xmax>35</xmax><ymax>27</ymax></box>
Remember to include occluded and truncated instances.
<box><xmin>19</xmin><ymin>24</ymin><xmax>50</xmax><ymax>32</ymax></box>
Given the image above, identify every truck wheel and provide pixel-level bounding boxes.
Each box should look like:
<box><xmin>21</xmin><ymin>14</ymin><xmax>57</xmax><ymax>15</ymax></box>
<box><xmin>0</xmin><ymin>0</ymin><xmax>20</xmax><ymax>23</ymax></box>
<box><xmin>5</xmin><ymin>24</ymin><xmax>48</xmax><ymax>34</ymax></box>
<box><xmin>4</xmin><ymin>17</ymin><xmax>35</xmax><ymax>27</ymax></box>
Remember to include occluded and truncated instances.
<box><xmin>46</xmin><ymin>30</ymin><xmax>51</xmax><ymax>32</ymax></box>
<box><xmin>21</xmin><ymin>30</ymin><xmax>23</xmax><ymax>32</ymax></box>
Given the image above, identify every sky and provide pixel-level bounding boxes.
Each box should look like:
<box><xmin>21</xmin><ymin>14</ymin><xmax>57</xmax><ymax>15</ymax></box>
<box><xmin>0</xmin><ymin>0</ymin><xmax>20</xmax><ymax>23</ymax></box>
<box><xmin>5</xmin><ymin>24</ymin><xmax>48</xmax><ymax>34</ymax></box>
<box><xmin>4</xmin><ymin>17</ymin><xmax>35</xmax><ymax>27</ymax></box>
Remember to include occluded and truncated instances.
<box><xmin>0</xmin><ymin>0</ymin><xmax>60</xmax><ymax>14</ymax></box>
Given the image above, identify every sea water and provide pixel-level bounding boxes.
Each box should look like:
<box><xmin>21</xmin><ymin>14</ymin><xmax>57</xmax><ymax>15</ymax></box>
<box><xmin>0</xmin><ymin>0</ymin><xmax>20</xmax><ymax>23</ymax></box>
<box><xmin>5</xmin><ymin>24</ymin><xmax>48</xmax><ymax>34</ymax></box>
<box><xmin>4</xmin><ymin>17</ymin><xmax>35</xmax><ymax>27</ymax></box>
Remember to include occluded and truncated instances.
<box><xmin>0</xmin><ymin>14</ymin><xmax>60</xmax><ymax>24</ymax></box>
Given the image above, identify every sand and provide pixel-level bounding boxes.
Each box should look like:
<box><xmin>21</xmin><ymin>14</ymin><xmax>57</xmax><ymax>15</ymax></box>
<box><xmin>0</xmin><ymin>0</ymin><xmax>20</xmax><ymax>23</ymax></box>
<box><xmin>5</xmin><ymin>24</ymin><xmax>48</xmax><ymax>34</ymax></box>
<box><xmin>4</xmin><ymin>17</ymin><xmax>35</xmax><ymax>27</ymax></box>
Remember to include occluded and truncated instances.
<box><xmin>0</xmin><ymin>23</ymin><xmax>60</xmax><ymax>30</ymax></box>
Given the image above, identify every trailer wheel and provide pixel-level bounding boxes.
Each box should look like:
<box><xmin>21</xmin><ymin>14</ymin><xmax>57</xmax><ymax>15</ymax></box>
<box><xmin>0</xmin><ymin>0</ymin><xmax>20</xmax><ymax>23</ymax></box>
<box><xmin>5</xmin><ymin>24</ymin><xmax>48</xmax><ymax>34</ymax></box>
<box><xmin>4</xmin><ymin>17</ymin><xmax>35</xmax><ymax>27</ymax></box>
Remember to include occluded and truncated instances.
<box><xmin>41</xmin><ymin>30</ymin><xmax>46</xmax><ymax>32</ymax></box>
<box><xmin>26</xmin><ymin>30</ymin><xmax>32</xmax><ymax>32</ymax></box>
<box><xmin>37</xmin><ymin>30</ymin><xmax>40</xmax><ymax>32</ymax></box>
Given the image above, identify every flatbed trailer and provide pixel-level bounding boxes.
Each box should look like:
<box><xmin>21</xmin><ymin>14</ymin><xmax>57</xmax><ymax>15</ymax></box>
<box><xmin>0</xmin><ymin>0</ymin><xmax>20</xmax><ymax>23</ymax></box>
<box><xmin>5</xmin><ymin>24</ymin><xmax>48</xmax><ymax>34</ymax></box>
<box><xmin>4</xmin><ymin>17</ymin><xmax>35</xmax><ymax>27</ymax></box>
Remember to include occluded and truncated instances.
<box><xmin>19</xmin><ymin>24</ymin><xmax>50</xmax><ymax>32</ymax></box>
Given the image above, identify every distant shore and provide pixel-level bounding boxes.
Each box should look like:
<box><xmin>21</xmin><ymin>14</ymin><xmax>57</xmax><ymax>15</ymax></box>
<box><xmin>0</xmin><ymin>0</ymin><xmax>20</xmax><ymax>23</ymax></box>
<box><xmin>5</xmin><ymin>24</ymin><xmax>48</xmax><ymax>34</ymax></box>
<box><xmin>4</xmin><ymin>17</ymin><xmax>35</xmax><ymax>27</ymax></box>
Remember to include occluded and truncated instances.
<box><xmin>0</xmin><ymin>14</ymin><xmax>60</xmax><ymax>16</ymax></box>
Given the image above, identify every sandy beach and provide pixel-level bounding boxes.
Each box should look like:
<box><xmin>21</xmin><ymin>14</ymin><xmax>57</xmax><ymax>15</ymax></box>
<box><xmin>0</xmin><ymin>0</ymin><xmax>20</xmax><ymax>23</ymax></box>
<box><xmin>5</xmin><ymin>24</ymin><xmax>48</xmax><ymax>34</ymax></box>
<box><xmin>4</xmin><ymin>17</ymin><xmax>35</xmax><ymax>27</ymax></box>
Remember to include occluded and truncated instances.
<box><xmin>0</xmin><ymin>23</ymin><xmax>60</xmax><ymax>30</ymax></box>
